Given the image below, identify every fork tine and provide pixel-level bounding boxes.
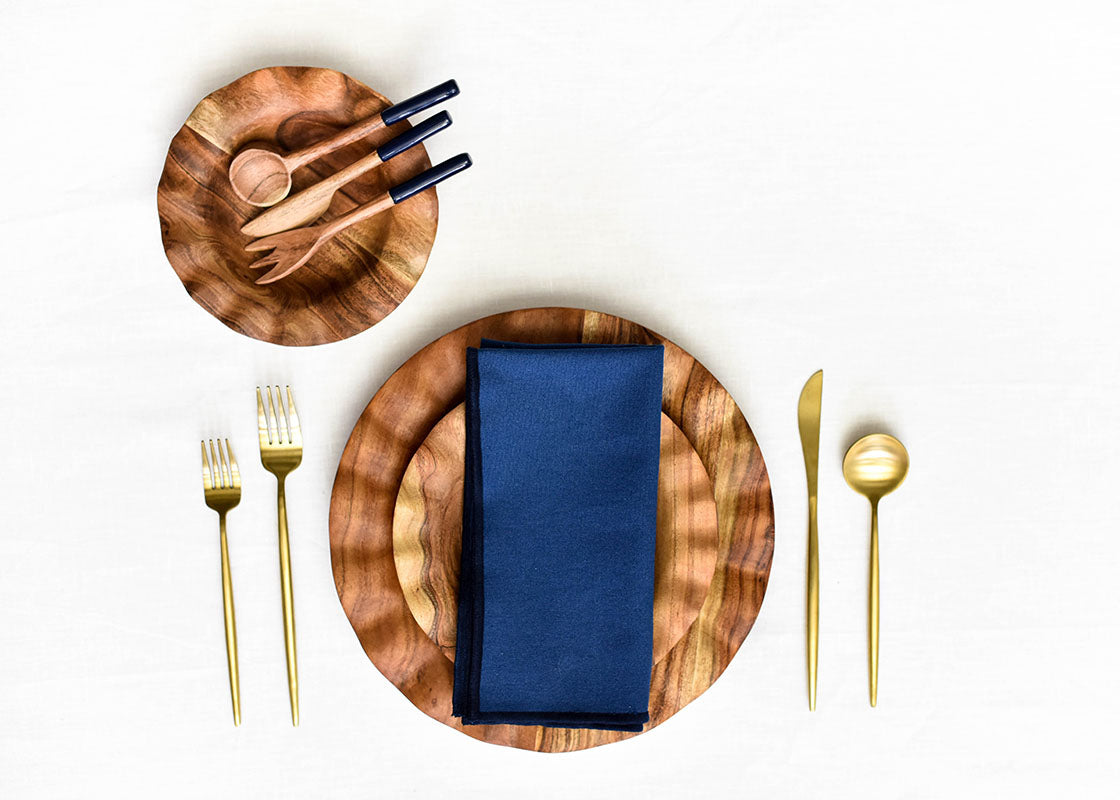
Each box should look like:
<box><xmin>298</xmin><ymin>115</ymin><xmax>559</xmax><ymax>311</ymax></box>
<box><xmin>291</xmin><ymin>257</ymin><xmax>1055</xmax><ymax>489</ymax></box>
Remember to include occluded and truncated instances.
<box><xmin>255</xmin><ymin>260</ymin><xmax>303</xmax><ymax>284</ymax></box>
<box><xmin>216</xmin><ymin>439</ymin><xmax>232</xmax><ymax>488</ymax></box>
<box><xmin>201</xmin><ymin>441</ymin><xmax>214</xmax><ymax>490</ymax></box>
<box><xmin>267</xmin><ymin>385</ymin><xmax>281</xmax><ymax>444</ymax></box>
<box><xmin>209</xmin><ymin>440</ymin><xmax>224</xmax><ymax>489</ymax></box>
<box><xmin>286</xmin><ymin>386</ymin><xmax>302</xmax><ymax>445</ymax></box>
<box><xmin>245</xmin><ymin>233</ymin><xmax>285</xmax><ymax>252</ymax></box>
<box><xmin>257</xmin><ymin>387</ymin><xmax>270</xmax><ymax>446</ymax></box>
<box><xmin>275</xmin><ymin>385</ymin><xmax>291</xmax><ymax>443</ymax></box>
<box><xmin>247</xmin><ymin>255</ymin><xmax>279</xmax><ymax>270</ymax></box>
<box><xmin>226</xmin><ymin>439</ymin><xmax>241</xmax><ymax>488</ymax></box>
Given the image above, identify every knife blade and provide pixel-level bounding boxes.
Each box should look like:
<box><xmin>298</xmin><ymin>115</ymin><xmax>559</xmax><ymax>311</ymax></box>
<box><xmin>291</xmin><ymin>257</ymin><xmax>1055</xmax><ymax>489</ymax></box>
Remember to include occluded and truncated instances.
<box><xmin>798</xmin><ymin>369</ymin><xmax>823</xmax><ymax>711</ymax></box>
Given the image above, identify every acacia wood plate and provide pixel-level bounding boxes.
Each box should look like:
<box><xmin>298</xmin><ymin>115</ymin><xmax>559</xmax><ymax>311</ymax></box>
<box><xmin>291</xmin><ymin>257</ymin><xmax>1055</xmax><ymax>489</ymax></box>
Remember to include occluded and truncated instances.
<box><xmin>392</xmin><ymin>405</ymin><xmax>720</xmax><ymax>665</ymax></box>
<box><xmin>329</xmin><ymin>308</ymin><xmax>774</xmax><ymax>751</ymax></box>
<box><xmin>157</xmin><ymin>66</ymin><xmax>438</xmax><ymax>346</ymax></box>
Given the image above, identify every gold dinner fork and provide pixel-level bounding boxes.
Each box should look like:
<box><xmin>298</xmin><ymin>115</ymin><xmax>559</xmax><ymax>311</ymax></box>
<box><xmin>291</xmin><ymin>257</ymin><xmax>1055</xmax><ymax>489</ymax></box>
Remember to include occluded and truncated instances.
<box><xmin>257</xmin><ymin>386</ymin><xmax>303</xmax><ymax>725</ymax></box>
<box><xmin>201</xmin><ymin>438</ymin><xmax>242</xmax><ymax>726</ymax></box>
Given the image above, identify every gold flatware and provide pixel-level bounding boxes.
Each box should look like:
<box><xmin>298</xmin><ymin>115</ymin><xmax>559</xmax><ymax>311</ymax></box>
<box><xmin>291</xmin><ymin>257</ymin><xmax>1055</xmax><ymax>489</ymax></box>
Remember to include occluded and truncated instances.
<box><xmin>246</xmin><ymin>153</ymin><xmax>472</xmax><ymax>284</ymax></box>
<box><xmin>201</xmin><ymin>438</ymin><xmax>242</xmax><ymax>726</ymax></box>
<box><xmin>257</xmin><ymin>386</ymin><xmax>303</xmax><ymax>725</ymax></box>
<box><xmin>842</xmin><ymin>433</ymin><xmax>910</xmax><ymax>707</ymax></box>
<box><xmin>240</xmin><ymin>111</ymin><xmax>453</xmax><ymax>238</ymax></box>
<box><xmin>797</xmin><ymin>370</ymin><xmax>823</xmax><ymax>710</ymax></box>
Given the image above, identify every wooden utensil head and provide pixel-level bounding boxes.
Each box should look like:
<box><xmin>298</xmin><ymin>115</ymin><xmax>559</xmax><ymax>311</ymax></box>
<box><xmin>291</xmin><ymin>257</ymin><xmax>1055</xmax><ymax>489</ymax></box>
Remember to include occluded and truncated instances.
<box><xmin>229</xmin><ymin>143</ymin><xmax>292</xmax><ymax>206</ymax></box>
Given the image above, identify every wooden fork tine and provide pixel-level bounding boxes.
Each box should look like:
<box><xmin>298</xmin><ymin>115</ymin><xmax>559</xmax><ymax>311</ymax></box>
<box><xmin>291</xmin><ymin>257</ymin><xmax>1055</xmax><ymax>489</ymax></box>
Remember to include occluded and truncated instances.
<box><xmin>245</xmin><ymin>235</ymin><xmax>282</xmax><ymax>252</ymax></box>
<box><xmin>248</xmin><ymin>255</ymin><xmax>279</xmax><ymax>270</ymax></box>
<box><xmin>201</xmin><ymin>441</ymin><xmax>214</xmax><ymax>490</ymax></box>
<box><xmin>255</xmin><ymin>260</ymin><xmax>302</xmax><ymax>284</ymax></box>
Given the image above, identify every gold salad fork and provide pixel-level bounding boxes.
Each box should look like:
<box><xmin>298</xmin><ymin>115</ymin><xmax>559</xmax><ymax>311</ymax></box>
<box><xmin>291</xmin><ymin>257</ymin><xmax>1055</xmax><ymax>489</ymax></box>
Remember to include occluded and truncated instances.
<box><xmin>257</xmin><ymin>386</ymin><xmax>303</xmax><ymax>725</ymax></box>
<box><xmin>201</xmin><ymin>438</ymin><xmax>242</xmax><ymax>726</ymax></box>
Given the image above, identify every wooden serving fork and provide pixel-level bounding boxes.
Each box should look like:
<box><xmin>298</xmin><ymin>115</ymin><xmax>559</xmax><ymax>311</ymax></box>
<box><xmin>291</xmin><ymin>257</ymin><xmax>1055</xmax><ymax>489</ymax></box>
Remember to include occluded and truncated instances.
<box><xmin>245</xmin><ymin>153</ymin><xmax>472</xmax><ymax>284</ymax></box>
<box><xmin>257</xmin><ymin>386</ymin><xmax>303</xmax><ymax>725</ymax></box>
<box><xmin>201</xmin><ymin>438</ymin><xmax>242</xmax><ymax>726</ymax></box>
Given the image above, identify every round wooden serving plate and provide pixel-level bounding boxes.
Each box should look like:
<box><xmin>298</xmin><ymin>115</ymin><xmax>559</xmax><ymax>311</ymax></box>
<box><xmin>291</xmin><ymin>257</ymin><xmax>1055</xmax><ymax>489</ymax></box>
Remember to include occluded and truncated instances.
<box><xmin>329</xmin><ymin>308</ymin><xmax>775</xmax><ymax>751</ymax></box>
<box><xmin>157</xmin><ymin>66</ymin><xmax>438</xmax><ymax>346</ymax></box>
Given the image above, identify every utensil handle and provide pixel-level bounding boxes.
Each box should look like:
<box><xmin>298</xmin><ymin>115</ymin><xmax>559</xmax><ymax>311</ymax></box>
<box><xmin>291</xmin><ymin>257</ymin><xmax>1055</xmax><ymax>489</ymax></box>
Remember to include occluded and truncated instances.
<box><xmin>381</xmin><ymin>79</ymin><xmax>460</xmax><ymax>126</ymax></box>
<box><xmin>285</xmin><ymin>80</ymin><xmax>459</xmax><ymax>171</ymax></box>
<box><xmin>377</xmin><ymin>111</ymin><xmax>452</xmax><ymax>162</ymax></box>
<box><xmin>869</xmin><ymin>501</ymin><xmax>880</xmax><ymax>707</ymax></box>
<box><xmin>316</xmin><ymin>112</ymin><xmax>454</xmax><ymax>197</ymax></box>
<box><xmin>277</xmin><ymin>479</ymin><xmax>299</xmax><ymax>726</ymax></box>
<box><xmin>389</xmin><ymin>153</ymin><xmax>472</xmax><ymax>204</ymax></box>
<box><xmin>807</xmin><ymin>497</ymin><xmax>819</xmax><ymax>711</ymax></box>
<box><xmin>321</xmin><ymin>153</ymin><xmax>472</xmax><ymax>239</ymax></box>
<box><xmin>286</xmin><ymin>116</ymin><xmax>388</xmax><ymax>171</ymax></box>
<box><xmin>219</xmin><ymin>514</ymin><xmax>241</xmax><ymax>726</ymax></box>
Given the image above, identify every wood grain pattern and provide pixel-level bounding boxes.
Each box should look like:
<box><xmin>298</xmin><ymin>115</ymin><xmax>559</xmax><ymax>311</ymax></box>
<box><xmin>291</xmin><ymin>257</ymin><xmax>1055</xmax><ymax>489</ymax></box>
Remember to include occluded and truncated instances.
<box><xmin>157</xmin><ymin>66</ymin><xmax>438</xmax><ymax>346</ymax></box>
<box><xmin>329</xmin><ymin>308</ymin><xmax>775</xmax><ymax>751</ymax></box>
<box><xmin>392</xmin><ymin>405</ymin><xmax>719</xmax><ymax>664</ymax></box>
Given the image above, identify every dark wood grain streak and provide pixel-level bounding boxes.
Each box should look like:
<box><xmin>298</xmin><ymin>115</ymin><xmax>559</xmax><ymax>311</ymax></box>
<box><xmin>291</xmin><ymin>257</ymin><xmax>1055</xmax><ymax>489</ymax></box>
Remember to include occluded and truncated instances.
<box><xmin>329</xmin><ymin>308</ymin><xmax>775</xmax><ymax>751</ymax></box>
<box><xmin>157</xmin><ymin>66</ymin><xmax>438</xmax><ymax>346</ymax></box>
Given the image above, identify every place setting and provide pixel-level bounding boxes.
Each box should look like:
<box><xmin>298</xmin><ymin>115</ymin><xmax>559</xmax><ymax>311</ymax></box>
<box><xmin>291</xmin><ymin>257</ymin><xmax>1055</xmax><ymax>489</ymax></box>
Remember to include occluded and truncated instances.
<box><xmin>169</xmin><ymin>65</ymin><xmax>911</xmax><ymax>749</ymax></box>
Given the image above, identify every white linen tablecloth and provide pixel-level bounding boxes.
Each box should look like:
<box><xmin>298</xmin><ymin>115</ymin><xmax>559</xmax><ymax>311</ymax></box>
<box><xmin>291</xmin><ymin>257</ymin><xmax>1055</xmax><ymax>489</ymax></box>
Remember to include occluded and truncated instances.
<box><xmin>1</xmin><ymin>1</ymin><xmax>1116</xmax><ymax>796</ymax></box>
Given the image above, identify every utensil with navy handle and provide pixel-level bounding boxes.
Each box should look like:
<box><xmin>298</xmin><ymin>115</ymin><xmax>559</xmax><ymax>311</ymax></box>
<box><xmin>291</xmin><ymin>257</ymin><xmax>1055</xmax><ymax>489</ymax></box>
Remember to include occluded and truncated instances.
<box><xmin>229</xmin><ymin>79</ymin><xmax>460</xmax><ymax>206</ymax></box>
<box><xmin>241</xmin><ymin>111</ymin><xmax>453</xmax><ymax>237</ymax></box>
<box><xmin>246</xmin><ymin>153</ymin><xmax>472</xmax><ymax>284</ymax></box>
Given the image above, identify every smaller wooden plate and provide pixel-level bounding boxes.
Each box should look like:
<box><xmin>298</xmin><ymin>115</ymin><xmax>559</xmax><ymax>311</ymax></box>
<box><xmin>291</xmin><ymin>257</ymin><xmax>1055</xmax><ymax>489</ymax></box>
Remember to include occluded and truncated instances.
<box><xmin>392</xmin><ymin>405</ymin><xmax>721</xmax><ymax>665</ymax></box>
<box><xmin>157</xmin><ymin>66</ymin><xmax>439</xmax><ymax>346</ymax></box>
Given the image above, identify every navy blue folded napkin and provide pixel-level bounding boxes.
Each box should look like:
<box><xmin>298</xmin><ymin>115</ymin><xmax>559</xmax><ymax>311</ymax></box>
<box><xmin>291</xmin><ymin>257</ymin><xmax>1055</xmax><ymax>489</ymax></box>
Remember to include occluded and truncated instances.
<box><xmin>452</xmin><ymin>339</ymin><xmax>665</xmax><ymax>731</ymax></box>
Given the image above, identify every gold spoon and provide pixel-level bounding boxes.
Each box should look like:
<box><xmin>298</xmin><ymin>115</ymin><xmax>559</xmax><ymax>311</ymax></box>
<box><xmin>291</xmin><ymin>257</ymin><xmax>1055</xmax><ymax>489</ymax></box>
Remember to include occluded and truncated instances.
<box><xmin>842</xmin><ymin>433</ymin><xmax>909</xmax><ymax>707</ymax></box>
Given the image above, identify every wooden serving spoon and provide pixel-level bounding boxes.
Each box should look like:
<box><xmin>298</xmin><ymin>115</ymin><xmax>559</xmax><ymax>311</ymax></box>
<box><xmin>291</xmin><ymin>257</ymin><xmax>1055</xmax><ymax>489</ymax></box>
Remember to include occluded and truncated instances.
<box><xmin>229</xmin><ymin>79</ymin><xmax>459</xmax><ymax>207</ymax></box>
<box><xmin>241</xmin><ymin>111</ymin><xmax>452</xmax><ymax>238</ymax></box>
<box><xmin>246</xmin><ymin>153</ymin><xmax>472</xmax><ymax>284</ymax></box>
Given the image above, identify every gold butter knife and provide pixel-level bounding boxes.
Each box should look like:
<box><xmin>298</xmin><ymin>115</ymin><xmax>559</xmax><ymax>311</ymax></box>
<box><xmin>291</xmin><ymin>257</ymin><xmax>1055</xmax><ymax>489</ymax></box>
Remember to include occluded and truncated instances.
<box><xmin>797</xmin><ymin>370</ymin><xmax>823</xmax><ymax>710</ymax></box>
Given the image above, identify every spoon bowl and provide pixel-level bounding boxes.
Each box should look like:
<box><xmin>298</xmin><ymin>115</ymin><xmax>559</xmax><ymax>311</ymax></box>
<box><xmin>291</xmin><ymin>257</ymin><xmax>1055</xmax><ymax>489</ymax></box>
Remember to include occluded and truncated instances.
<box><xmin>842</xmin><ymin>434</ymin><xmax>909</xmax><ymax>501</ymax></box>
<box><xmin>229</xmin><ymin>145</ymin><xmax>292</xmax><ymax>207</ymax></box>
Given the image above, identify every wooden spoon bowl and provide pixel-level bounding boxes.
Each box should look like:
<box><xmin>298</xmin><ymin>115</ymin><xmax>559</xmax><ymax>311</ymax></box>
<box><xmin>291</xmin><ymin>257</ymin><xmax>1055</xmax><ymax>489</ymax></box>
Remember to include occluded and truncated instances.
<box><xmin>227</xmin><ymin>143</ymin><xmax>292</xmax><ymax>206</ymax></box>
<box><xmin>157</xmin><ymin>66</ymin><xmax>439</xmax><ymax>346</ymax></box>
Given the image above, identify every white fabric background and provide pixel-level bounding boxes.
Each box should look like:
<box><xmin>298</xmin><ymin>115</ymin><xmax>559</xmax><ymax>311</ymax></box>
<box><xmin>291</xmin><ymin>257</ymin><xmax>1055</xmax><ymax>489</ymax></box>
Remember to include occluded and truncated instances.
<box><xmin>2</xmin><ymin>1</ymin><xmax>1117</xmax><ymax>796</ymax></box>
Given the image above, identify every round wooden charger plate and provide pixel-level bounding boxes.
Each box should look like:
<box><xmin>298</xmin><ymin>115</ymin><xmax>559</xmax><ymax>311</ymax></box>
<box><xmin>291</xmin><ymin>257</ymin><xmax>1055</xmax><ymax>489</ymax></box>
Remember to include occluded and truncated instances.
<box><xmin>329</xmin><ymin>308</ymin><xmax>775</xmax><ymax>751</ymax></box>
<box><xmin>157</xmin><ymin>66</ymin><xmax>438</xmax><ymax>346</ymax></box>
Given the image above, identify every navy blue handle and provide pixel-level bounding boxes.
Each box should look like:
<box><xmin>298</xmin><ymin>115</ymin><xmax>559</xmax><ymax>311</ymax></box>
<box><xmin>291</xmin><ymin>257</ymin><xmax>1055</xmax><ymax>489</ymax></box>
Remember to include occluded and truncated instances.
<box><xmin>376</xmin><ymin>111</ymin><xmax>452</xmax><ymax>162</ymax></box>
<box><xmin>389</xmin><ymin>154</ymin><xmax>473</xmax><ymax>204</ymax></box>
<box><xmin>381</xmin><ymin>80</ymin><xmax>460</xmax><ymax>126</ymax></box>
